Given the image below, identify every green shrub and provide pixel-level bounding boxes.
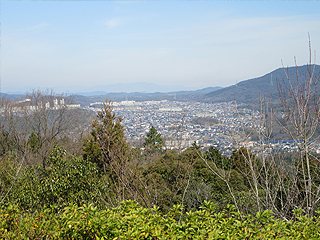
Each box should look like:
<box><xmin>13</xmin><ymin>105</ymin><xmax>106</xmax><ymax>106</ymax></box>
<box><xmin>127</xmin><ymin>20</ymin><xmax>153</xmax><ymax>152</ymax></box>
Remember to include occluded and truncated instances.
<box><xmin>1</xmin><ymin>201</ymin><xmax>320</xmax><ymax>239</ymax></box>
<box><xmin>6</xmin><ymin>145</ymin><xmax>106</xmax><ymax>211</ymax></box>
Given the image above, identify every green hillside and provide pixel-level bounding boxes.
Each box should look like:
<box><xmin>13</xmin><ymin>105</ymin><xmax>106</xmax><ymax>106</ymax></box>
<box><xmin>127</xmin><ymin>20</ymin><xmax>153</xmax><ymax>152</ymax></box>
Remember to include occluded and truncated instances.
<box><xmin>201</xmin><ymin>64</ymin><xmax>320</xmax><ymax>104</ymax></box>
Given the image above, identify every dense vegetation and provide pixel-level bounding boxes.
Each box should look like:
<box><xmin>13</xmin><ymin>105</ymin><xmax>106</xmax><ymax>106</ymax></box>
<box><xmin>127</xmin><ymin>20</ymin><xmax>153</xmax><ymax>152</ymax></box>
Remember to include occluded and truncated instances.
<box><xmin>1</xmin><ymin>96</ymin><xmax>320</xmax><ymax>238</ymax></box>
<box><xmin>2</xmin><ymin>201</ymin><xmax>320</xmax><ymax>239</ymax></box>
<box><xmin>1</xmin><ymin>59</ymin><xmax>320</xmax><ymax>238</ymax></box>
<box><xmin>191</xmin><ymin>117</ymin><xmax>220</xmax><ymax>126</ymax></box>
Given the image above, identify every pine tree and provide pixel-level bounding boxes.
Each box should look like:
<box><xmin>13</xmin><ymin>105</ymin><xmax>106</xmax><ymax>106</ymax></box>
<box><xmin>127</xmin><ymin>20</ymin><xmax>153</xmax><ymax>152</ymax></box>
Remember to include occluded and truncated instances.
<box><xmin>27</xmin><ymin>132</ymin><xmax>40</xmax><ymax>153</ymax></box>
<box><xmin>83</xmin><ymin>100</ymin><xmax>128</xmax><ymax>170</ymax></box>
<box><xmin>143</xmin><ymin>126</ymin><xmax>164</xmax><ymax>152</ymax></box>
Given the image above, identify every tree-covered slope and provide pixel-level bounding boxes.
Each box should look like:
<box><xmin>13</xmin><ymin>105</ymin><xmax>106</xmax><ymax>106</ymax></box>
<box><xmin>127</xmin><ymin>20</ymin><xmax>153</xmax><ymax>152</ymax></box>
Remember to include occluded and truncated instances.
<box><xmin>201</xmin><ymin>64</ymin><xmax>320</xmax><ymax>104</ymax></box>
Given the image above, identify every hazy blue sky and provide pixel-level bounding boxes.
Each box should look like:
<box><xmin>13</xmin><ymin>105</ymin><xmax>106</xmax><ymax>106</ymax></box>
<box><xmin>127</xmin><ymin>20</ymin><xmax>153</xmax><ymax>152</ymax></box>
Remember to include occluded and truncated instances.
<box><xmin>2</xmin><ymin>1</ymin><xmax>320</xmax><ymax>92</ymax></box>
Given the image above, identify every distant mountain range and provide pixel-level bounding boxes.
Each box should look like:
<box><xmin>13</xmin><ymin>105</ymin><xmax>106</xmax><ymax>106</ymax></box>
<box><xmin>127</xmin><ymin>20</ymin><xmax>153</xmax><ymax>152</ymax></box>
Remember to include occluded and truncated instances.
<box><xmin>1</xmin><ymin>86</ymin><xmax>222</xmax><ymax>105</ymax></box>
<box><xmin>2</xmin><ymin>65</ymin><xmax>319</xmax><ymax>105</ymax></box>
<box><xmin>72</xmin><ymin>87</ymin><xmax>222</xmax><ymax>106</ymax></box>
<box><xmin>0</xmin><ymin>92</ymin><xmax>23</xmax><ymax>100</ymax></box>
<box><xmin>201</xmin><ymin>64</ymin><xmax>320</xmax><ymax>104</ymax></box>
<box><xmin>3</xmin><ymin>82</ymin><xmax>197</xmax><ymax>95</ymax></box>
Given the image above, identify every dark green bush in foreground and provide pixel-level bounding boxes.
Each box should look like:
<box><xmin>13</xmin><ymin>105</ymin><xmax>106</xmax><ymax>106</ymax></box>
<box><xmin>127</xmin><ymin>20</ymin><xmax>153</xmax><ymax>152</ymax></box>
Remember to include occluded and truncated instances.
<box><xmin>1</xmin><ymin>200</ymin><xmax>320</xmax><ymax>239</ymax></box>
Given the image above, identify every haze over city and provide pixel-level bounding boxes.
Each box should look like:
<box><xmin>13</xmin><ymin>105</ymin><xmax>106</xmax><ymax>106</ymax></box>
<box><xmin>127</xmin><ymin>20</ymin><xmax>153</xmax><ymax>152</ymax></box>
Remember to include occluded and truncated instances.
<box><xmin>2</xmin><ymin>1</ymin><xmax>320</xmax><ymax>93</ymax></box>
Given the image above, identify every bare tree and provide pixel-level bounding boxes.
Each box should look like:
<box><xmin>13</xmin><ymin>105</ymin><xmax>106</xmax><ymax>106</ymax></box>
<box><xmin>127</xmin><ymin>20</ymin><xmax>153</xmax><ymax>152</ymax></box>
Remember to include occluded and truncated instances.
<box><xmin>273</xmin><ymin>39</ymin><xmax>320</xmax><ymax>217</ymax></box>
<box><xmin>0</xmin><ymin>97</ymin><xmax>30</xmax><ymax>160</ymax></box>
<box><xmin>198</xmin><ymin>38</ymin><xmax>320</xmax><ymax>220</ymax></box>
<box><xmin>25</xmin><ymin>90</ymin><xmax>78</xmax><ymax>166</ymax></box>
<box><xmin>0</xmin><ymin>89</ymin><xmax>79</xmax><ymax>167</ymax></box>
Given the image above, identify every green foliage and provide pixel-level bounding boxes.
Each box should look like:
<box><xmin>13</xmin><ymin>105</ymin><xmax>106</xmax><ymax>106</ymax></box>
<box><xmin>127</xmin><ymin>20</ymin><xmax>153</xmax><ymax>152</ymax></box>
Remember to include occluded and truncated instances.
<box><xmin>205</xmin><ymin>146</ymin><xmax>230</xmax><ymax>170</ymax></box>
<box><xmin>83</xmin><ymin>100</ymin><xmax>129</xmax><ymax>171</ymax></box>
<box><xmin>191</xmin><ymin>116</ymin><xmax>220</xmax><ymax>126</ymax></box>
<box><xmin>1</xmin><ymin>201</ymin><xmax>320</xmax><ymax>239</ymax></box>
<box><xmin>82</xmin><ymin>134</ymin><xmax>103</xmax><ymax>170</ymax></box>
<box><xmin>27</xmin><ymin>132</ymin><xmax>40</xmax><ymax>153</ymax></box>
<box><xmin>0</xmin><ymin>156</ymin><xmax>19</xmax><ymax>202</ymax></box>
<box><xmin>6</xmin><ymin>145</ymin><xmax>105</xmax><ymax>211</ymax></box>
<box><xmin>0</xmin><ymin>131</ymin><xmax>15</xmax><ymax>156</ymax></box>
<box><xmin>143</xmin><ymin>125</ymin><xmax>164</xmax><ymax>152</ymax></box>
<box><xmin>183</xmin><ymin>178</ymin><xmax>213</xmax><ymax>211</ymax></box>
<box><xmin>143</xmin><ymin>150</ymin><xmax>184</xmax><ymax>211</ymax></box>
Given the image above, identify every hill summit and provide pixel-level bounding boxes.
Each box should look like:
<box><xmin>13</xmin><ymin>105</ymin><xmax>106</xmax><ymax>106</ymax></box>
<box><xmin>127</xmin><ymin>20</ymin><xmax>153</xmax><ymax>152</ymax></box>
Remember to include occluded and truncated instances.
<box><xmin>201</xmin><ymin>65</ymin><xmax>320</xmax><ymax>104</ymax></box>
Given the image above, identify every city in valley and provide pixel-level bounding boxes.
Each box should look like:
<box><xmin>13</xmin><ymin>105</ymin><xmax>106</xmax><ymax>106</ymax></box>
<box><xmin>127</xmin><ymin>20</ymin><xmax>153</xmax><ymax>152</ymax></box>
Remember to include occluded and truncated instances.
<box><xmin>87</xmin><ymin>100</ymin><xmax>317</xmax><ymax>156</ymax></box>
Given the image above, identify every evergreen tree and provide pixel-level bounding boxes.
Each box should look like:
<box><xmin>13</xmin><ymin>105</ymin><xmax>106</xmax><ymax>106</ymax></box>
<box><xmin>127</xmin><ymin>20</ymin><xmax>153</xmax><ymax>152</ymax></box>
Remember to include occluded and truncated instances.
<box><xmin>143</xmin><ymin>126</ymin><xmax>163</xmax><ymax>152</ymax></box>
<box><xmin>27</xmin><ymin>132</ymin><xmax>40</xmax><ymax>153</ymax></box>
<box><xmin>83</xmin><ymin>100</ymin><xmax>153</xmax><ymax>207</ymax></box>
<box><xmin>83</xmin><ymin>100</ymin><xmax>129</xmax><ymax>170</ymax></box>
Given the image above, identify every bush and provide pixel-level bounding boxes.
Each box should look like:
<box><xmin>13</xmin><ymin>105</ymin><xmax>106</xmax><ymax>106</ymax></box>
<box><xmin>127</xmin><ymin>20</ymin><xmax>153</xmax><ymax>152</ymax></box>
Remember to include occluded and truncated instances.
<box><xmin>5</xmin><ymin>145</ymin><xmax>106</xmax><ymax>211</ymax></box>
<box><xmin>1</xmin><ymin>201</ymin><xmax>320</xmax><ymax>239</ymax></box>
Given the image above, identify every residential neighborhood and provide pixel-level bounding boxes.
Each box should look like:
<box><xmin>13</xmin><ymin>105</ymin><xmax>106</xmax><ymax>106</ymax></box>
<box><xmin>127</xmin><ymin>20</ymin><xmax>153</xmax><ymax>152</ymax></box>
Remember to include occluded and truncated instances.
<box><xmin>87</xmin><ymin>100</ymin><xmax>318</xmax><ymax>156</ymax></box>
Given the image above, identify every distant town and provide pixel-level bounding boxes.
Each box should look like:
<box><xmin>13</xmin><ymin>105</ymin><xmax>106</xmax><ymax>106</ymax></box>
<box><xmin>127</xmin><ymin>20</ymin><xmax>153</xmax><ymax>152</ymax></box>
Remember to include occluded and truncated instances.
<box><xmin>86</xmin><ymin>100</ymin><xmax>320</xmax><ymax>156</ymax></box>
<box><xmin>5</xmin><ymin>95</ymin><xmax>320</xmax><ymax>156</ymax></box>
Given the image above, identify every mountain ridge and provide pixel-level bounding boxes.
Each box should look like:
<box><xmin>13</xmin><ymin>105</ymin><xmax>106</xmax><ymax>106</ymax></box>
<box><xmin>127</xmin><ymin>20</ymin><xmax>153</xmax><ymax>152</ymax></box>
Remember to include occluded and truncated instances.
<box><xmin>3</xmin><ymin>82</ymin><xmax>198</xmax><ymax>95</ymax></box>
<box><xmin>201</xmin><ymin>64</ymin><xmax>320</xmax><ymax>104</ymax></box>
<box><xmin>1</xmin><ymin>87</ymin><xmax>223</xmax><ymax>106</ymax></box>
<box><xmin>3</xmin><ymin>65</ymin><xmax>319</xmax><ymax>104</ymax></box>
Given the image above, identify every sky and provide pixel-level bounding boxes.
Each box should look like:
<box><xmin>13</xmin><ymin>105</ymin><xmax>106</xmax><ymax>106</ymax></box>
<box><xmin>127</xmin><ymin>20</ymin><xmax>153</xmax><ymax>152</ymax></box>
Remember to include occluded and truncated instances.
<box><xmin>2</xmin><ymin>0</ymin><xmax>320</xmax><ymax>93</ymax></box>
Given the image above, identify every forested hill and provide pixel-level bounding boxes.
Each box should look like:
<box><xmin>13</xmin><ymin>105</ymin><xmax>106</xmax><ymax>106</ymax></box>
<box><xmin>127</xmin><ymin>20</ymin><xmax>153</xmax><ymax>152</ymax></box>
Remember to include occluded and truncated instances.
<box><xmin>201</xmin><ymin>64</ymin><xmax>320</xmax><ymax>104</ymax></box>
<box><xmin>69</xmin><ymin>86</ymin><xmax>222</xmax><ymax>106</ymax></box>
<box><xmin>1</xmin><ymin>87</ymin><xmax>222</xmax><ymax>106</ymax></box>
